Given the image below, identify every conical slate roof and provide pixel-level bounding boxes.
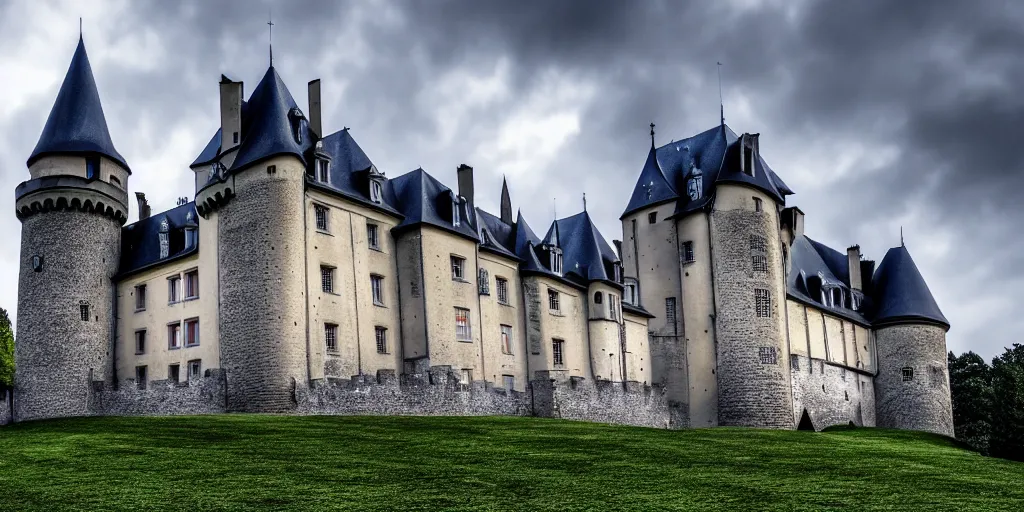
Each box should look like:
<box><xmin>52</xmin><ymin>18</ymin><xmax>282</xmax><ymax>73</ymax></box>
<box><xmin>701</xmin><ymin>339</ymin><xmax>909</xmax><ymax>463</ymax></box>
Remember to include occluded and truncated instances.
<box><xmin>28</xmin><ymin>37</ymin><xmax>129</xmax><ymax>171</ymax></box>
<box><xmin>870</xmin><ymin>245</ymin><xmax>949</xmax><ymax>328</ymax></box>
<box><xmin>230</xmin><ymin>66</ymin><xmax>314</xmax><ymax>171</ymax></box>
<box><xmin>622</xmin><ymin>144</ymin><xmax>677</xmax><ymax>218</ymax></box>
<box><xmin>543</xmin><ymin>210</ymin><xmax>620</xmax><ymax>284</ymax></box>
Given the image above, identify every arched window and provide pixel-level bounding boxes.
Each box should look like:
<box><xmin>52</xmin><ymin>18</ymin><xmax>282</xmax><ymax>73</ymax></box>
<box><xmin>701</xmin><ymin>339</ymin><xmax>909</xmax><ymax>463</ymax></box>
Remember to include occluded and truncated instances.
<box><xmin>594</xmin><ymin>292</ymin><xmax>603</xmax><ymax>304</ymax></box>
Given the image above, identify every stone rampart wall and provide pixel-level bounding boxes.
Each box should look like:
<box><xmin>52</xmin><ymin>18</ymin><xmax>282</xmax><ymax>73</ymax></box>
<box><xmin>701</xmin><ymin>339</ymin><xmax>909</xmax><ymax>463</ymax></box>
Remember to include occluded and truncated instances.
<box><xmin>90</xmin><ymin>369</ymin><xmax>227</xmax><ymax>416</ymax></box>
<box><xmin>790</xmin><ymin>356</ymin><xmax>875</xmax><ymax>430</ymax></box>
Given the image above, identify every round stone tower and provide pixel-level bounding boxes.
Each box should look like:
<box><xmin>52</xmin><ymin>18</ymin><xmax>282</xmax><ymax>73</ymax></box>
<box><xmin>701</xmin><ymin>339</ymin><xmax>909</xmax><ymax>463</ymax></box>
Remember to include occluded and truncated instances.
<box><xmin>871</xmin><ymin>245</ymin><xmax>953</xmax><ymax>436</ymax></box>
<box><xmin>709</xmin><ymin>134</ymin><xmax>794</xmax><ymax>429</ymax></box>
<box><xmin>196</xmin><ymin>67</ymin><xmax>311</xmax><ymax>412</ymax></box>
<box><xmin>14</xmin><ymin>36</ymin><xmax>130</xmax><ymax>422</ymax></box>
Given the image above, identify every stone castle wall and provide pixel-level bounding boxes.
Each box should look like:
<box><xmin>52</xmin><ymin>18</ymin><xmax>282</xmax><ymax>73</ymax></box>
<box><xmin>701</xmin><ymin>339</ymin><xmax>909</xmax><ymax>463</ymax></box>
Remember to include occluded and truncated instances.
<box><xmin>15</xmin><ymin>209</ymin><xmax>121</xmax><ymax>422</ymax></box>
<box><xmin>790</xmin><ymin>355</ymin><xmax>876</xmax><ymax>430</ymax></box>
<box><xmin>874</xmin><ymin>324</ymin><xmax>953</xmax><ymax>436</ymax></box>
<box><xmin>90</xmin><ymin>370</ymin><xmax>228</xmax><ymax>416</ymax></box>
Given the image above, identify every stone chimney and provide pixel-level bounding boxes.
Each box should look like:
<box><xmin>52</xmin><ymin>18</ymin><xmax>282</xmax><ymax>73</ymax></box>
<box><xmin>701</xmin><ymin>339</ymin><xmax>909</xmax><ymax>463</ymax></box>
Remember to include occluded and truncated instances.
<box><xmin>781</xmin><ymin>206</ymin><xmax>805</xmax><ymax>238</ymax></box>
<box><xmin>457</xmin><ymin>164</ymin><xmax>474</xmax><ymax>208</ymax></box>
<box><xmin>219</xmin><ymin>75</ymin><xmax>243</xmax><ymax>154</ymax></box>
<box><xmin>308</xmin><ymin>79</ymin><xmax>322</xmax><ymax>139</ymax></box>
<box><xmin>847</xmin><ymin>245</ymin><xmax>863</xmax><ymax>291</ymax></box>
<box><xmin>135</xmin><ymin>192</ymin><xmax>151</xmax><ymax>221</ymax></box>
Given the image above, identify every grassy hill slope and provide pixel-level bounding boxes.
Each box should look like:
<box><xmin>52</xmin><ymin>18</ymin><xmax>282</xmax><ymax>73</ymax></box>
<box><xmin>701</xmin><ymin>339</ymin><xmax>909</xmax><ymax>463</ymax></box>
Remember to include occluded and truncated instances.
<box><xmin>0</xmin><ymin>415</ymin><xmax>1021</xmax><ymax>511</ymax></box>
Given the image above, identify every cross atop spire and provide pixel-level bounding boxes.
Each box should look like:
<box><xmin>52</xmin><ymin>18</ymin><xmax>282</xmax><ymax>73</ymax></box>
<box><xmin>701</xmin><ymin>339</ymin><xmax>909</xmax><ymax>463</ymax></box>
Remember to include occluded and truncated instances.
<box><xmin>267</xmin><ymin>9</ymin><xmax>274</xmax><ymax>67</ymax></box>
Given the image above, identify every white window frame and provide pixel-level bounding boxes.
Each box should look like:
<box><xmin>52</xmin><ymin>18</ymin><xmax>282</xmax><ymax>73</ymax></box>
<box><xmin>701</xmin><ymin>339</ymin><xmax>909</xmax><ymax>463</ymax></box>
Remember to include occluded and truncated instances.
<box><xmin>451</xmin><ymin>255</ymin><xmax>466</xmax><ymax>281</ymax></box>
<box><xmin>168</xmin><ymin>275</ymin><xmax>181</xmax><ymax>303</ymax></box>
<box><xmin>184</xmin><ymin>269</ymin><xmax>199</xmax><ymax>300</ymax></box>
<box><xmin>370</xmin><ymin>180</ymin><xmax>384</xmax><ymax>204</ymax></box>
<box><xmin>371</xmin><ymin>274</ymin><xmax>385</xmax><ymax>306</ymax></box>
<box><xmin>184</xmin><ymin>318</ymin><xmax>200</xmax><ymax>347</ymax></box>
<box><xmin>187</xmin><ymin>359</ymin><xmax>202</xmax><ymax>381</ymax></box>
<box><xmin>455</xmin><ymin>307</ymin><xmax>472</xmax><ymax>342</ymax></box>
<box><xmin>316</xmin><ymin>158</ymin><xmax>330</xmax><ymax>184</ymax></box>
<box><xmin>367</xmin><ymin>223</ymin><xmax>379</xmax><ymax>250</ymax></box>
<box><xmin>168</xmin><ymin>322</ymin><xmax>182</xmax><ymax>350</ymax></box>
<box><xmin>548</xmin><ymin>289</ymin><xmax>560</xmax><ymax>313</ymax></box>
<box><xmin>500</xmin><ymin>324</ymin><xmax>514</xmax><ymax>355</ymax></box>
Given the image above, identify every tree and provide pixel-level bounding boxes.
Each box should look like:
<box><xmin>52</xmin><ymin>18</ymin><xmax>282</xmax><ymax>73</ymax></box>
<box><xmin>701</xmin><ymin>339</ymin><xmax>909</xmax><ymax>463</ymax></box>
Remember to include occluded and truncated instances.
<box><xmin>990</xmin><ymin>344</ymin><xmax>1024</xmax><ymax>462</ymax></box>
<box><xmin>948</xmin><ymin>351</ymin><xmax>993</xmax><ymax>454</ymax></box>
<box><xmin>0</xmin><ymin>307</ymin><xmax>12</xmax><ymax>390</ymax></box>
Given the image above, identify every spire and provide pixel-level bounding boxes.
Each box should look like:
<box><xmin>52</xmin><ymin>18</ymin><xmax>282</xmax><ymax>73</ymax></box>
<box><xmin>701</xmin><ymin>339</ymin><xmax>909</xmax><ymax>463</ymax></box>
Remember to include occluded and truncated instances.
<box><xmin>583</xmin><ymin>192</ymin><xmax>587</xmax><ymax>211</ymax></box>
<box><xmin>900</xmin><ymin>226</ymin><xmax>905</xmax><ymax>247</ymax></box>
<box><xmin>717</xmin><ymin>61</ymin><xmax>724</xmax><ymax>126</ymax></box>
<box><xmin>871</xmin><ymin>245</ymin><xmax>948</xmax><ymax>328</ymax></box>
<box><xmin>28</xmin><ymin>36</ymin><xmax>129</xmax><ymax>172</ymax></box>
<box><xmin>650</xmin><ymin>122</ymin><xmax>656</xmax><ymax>148</ymax></box>
<box><xmin>267</xmin><ymin>11</ymin><xmax>275</xmax><ymax>67</ymax></box>
<box><xmin>499</xmin><ymin>176</ymin><xmax>513</xmax><ymax>225</ymax></box>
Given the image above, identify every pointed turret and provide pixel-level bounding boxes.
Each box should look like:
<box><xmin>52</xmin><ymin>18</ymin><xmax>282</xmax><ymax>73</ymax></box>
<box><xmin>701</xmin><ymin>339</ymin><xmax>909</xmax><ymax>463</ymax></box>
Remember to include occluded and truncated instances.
<box><xmin>28</xmin><ymin>36</ymin><xmax>129</xmax><ymax>172</ymax></box>
<box><xmin>870</xmin><ymin>245</ymin><xmax>949</xmax><ymax>328</ymax></box>
<box><xmin>500</xmin><ymin>177</ymin><xmax>513</xmax><ymax>225</ymax></box>
<box><xmin>621</xmin><ymin>143</ymin><xmax>677</xmax><ymax>219</ymax></box>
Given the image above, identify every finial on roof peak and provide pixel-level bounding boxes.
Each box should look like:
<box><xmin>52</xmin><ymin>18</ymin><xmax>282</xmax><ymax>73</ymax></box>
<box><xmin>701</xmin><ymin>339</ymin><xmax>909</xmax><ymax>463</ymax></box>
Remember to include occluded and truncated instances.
<box><xmin>583</xmin><ymin>192</ymin><xmax>587</xmax><ymax>212</ymax></box>
<box><xmin>650</xmin><ymin>122</ymin><xmax>655</xmax><ymax>148</ymax></box>
<box><xmin>717</xmin><ymin>61</ymin><xmax>725</xmax><ymax>126</ymax></box>
<box><xmin>267</xmin><ymin>9</ymin><xmax>274</xmax><ymax>67</ymax></box>
<box><xmin>901</xmin><ymin>226</ymin><xmax>905</xmax><ymax>247</ymax></box>
<box><xmin>79</xmin><ymin>17</ymin><xmax>82</xmax><ymax>38</ymax></box>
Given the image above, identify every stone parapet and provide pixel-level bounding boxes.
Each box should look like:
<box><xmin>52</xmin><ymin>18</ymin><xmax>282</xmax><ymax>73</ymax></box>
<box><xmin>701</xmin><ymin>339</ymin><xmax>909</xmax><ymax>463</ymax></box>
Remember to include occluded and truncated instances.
<box><xmin>91</xmin><ymin>369</ymin><xmax>227</xmax><ymax>416</ymax></box>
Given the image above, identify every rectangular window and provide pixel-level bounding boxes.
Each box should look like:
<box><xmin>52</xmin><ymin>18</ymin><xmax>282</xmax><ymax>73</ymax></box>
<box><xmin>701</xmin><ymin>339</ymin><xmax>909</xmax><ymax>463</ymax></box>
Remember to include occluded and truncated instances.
<box><xmin>316</xmin><ymin>159</ymin><xmax>330</xmax><ymax>183</ymax></box>
<box><xmin>185</xmin><ymin>318</ymin><xmax>200</xmax><ymax>347</ymax></box>
<box><xmin>168</xmin><ymin>322</ymin><xmax>181</xmax><ymax>350</ymax></box>
<box><xmin>325</xmin><ymin>323</ymin><xmax>338</xmax><ymax>352</ymax></box>
<box><xmin>451</xmin><ymin>255</ymin><xmax>466</xmax><ymax>281</ymax></box>
<box><xmin>185</xmin><ymin>269</ymin><xmax>199</xmax><ymax>299</ymax></box>
<box><xmin>367</xmin><ymin>223</ymin><xmax>379</xmax><ymax>250</ymax></box>
<box><xmin>624</xmin><ymin>280</ymin><xmax>638</xmax><ymax>306</ymax></box>
<box><xmin>755</xmin><ymin>288</ymin><xmax>771</xmax><ymax>318</ymax></box>
<box><xmin>548</xmin><ymin>289</ymin><xmax>560</xmax><ymax>313</ymax></box>
<box><xmin>80</xmin><ymin>303</ymin><xmax>90</xmax><ymax>321</ymax></box>
<box><xmin>321</xmin><ymin>266</ymin><xmax>335</xmax><ymax>293</ymax></box>
<box><xmin>609</xmin><ymin>294</ymin><xmax>620</xmax><ymax>322</ymax></box>
<box><xmin>314</xmin><ymin>204</ymin><xmax>329</xmax><ymax>232</ymax></box>
<box><xmin>759</xmin><ymin>347</ymin><xmax>777</xmax><ymax>365</ymax></box>
<box><xmin>371</xmin><ymin>274</ymin><xmax>384</xmax><ymax>306</ymax></box>
<box><xmin>503</xmin><ymin>375</ymin><xmax>515</xmax><ymax>391</ymax></box>
<box><xmin>902</xmin><ymin>367</ymin><xmax>914</xmax><ymax>381</ymax></box>
<box><xmin>375</xmin><ymin>326</ymin><xmax>388</xmax><ymax>354</ymax></box>
<box><xmin>552</xmin><ymin>339</ymin><xmax>565</xmax><ymax>367</ymax></box>
<box><xmin>500</xmin><ymin>324</ymin><xmax>514</xmax><ymax>355</ymax></box>
<box><xmin>459</xmin><ymin>369</ymin><xmax>472</xmax><ymax>390</ymax></box>
<box><xmin>370</xmin><ymin>181</ymin><xmax>383</xmax><ymax>204</ymax></box>
<box><xmin>648</xmin><ymin>212</ymin><xmax>657</xmax><ymax>224</ymax></box>
<box><xmin>496</xmin><ymin>277</ymin><xmax>509</xmax><ymax>305</ymax></box>
<box><xmin>754</xmin><ymin>197</ymin><xmax>763</xmax><ymax>212</ymax></box>
<box><xmin>790</xmin><ymin>354</ymin><xmax>800</xmax><ymax>371</ymax></box>
<box><xmin>135</xmin><ymin>365</ymin><xmax>147</xmax><ymax>390</ymax></box>
<box><xmin>750</xmin><ymin>235</ymin><xmax>768</xmax><ymax>253</ymax></box>
<box><xmin>666</xmin><ymin>297</ymin><xmax>677</xmax><ymax>327</ymax></box>
<box><xmin>168</xmin><ymin>364</ymin><xmax>180</xmax><ymax>383</ymax></box>
<box><xmin>188</xmin><ymin>359</ymin><xmax>202</xmax><ymax>380</ymax></box>
<box><xmin>168</xmin><ymin>275</ymin><xmax>180</xmax><ymax>303</ymax></box>
<box><xmin>752</xmin><ymin>255</ymin><xmax>768</xmax><ymax>272</ymax></box>
<box><xmin>135</xmin><ymin>330</ymin><xmax>146</xmax><ymax>355</ymax></box>
<box><xmin>682</xmin><ymin>241</ymin><xmax>694</xmax><ymax>263</ymax></box>
<box><xmin>552</xmin><ymin>251</ymin><xmax>563</xmax><ymax>275</ymax></box>
<box><xmin>135</xmin><ymin>284</ymin><xmax>147</xmax><ymax>311</ymax></box>
<box><xmin>455</xmin><ymin>307</ymin><xmax>471</xmax><ymax>341</ymax></box>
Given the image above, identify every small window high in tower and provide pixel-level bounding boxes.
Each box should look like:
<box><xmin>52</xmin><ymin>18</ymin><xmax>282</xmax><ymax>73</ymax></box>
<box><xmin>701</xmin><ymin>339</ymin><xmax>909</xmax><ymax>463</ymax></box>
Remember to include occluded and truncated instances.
<box><xmin>740</xmin><ymin>133</ymin><xmax>759</xmax><ymax>177</ymax></box>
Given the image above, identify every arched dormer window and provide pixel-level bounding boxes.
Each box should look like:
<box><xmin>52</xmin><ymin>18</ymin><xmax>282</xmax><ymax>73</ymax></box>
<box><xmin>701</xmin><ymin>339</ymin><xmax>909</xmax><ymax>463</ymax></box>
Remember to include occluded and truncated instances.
<box><xmin>314</xmin><ymin>142</ymin><xmax>331</xmax><ymax>184</ymax></box>
<box><xmin>740</xmin><ymin>133</ymin><xmax>759</xmax><ymax>177</ymax></box>
<box><xmin>184</xmin><ymin>211</ymin><xmax>197</xmax><ymax>250</ymax></box>
<box><xmin>686</xmin><ymin>163</ymin><xmax>703</xmax><ymax>201</ymax></box>
<box><xmin>550</xmin><ymin>247</ymin><xmax>563</xmax><ymax>275</ymax></box>
<box><xmin>452</xmin><ymin>194</ymin><xmax>462</xmax><ymax>227</ymax></box>
<box><xmin>368</xmin><ymin>164</ymin><xmax>385</xmax><ymax>204</ymax></box>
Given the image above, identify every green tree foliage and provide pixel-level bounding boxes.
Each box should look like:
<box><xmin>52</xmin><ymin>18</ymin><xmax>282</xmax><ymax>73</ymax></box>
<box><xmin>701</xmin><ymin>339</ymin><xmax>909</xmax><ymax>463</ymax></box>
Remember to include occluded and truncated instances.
<box><xmin>0</xmin><ymin>307</ymin><xmax>13</xmax><ymax>390</ymax></box>
<box><xmin>990</xmin><ymin>343</ymin><xmax>1024</xmax><ymax>462</ymax></box>
<box><xmin>948</xmin><ymin>351</ymin><xmax>993</xmax><ymax>454</ymax></box>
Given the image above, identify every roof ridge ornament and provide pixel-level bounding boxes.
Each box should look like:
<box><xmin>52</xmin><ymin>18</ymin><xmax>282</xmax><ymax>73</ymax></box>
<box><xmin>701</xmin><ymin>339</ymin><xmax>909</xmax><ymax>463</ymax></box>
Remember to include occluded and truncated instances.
<box><xmin>717</xmin><ymin>61</ymin><xmax>724</xmax><ymax>126</ymax></box>
<box><xmin>650</xmin><ymin>122</ymin><xmax>655</xmax><ymax>148</ymax></box>
<box><xmin>267</xmin><ymin>9</ymin><xmax>274</xmax><ymax>67</ymax></box>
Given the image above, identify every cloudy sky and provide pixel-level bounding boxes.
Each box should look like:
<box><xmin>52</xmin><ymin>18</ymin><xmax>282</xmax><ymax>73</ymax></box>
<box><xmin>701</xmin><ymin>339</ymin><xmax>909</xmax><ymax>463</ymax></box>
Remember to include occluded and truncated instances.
<box><xmin>1</xmin><ymin>0</ymin><xmax>1020</xmax><ymax>360</ymax></box>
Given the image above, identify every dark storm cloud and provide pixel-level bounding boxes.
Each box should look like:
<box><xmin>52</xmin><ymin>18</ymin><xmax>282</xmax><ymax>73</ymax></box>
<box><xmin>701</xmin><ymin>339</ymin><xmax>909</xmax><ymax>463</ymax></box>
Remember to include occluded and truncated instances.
<box><xmin>5</xmin><ymin>0</ymin><xmax>1022</xmax><ymax>357</ymax></box>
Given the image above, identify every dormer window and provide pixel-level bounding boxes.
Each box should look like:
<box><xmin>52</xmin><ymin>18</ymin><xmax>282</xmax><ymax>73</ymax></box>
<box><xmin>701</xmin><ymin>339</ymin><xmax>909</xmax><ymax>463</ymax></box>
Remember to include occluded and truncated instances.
<box><xmin>550</xmin><ymin>248</ymin><xmax>563</xmax><ymax>275</ymax></box>
<box><xmin>158</xmin><ymin>218</ymin><xmax>170</xmax><ymax>259</ymax></box>
<box><xmin>687</xmin><ymin>164</ymin><xmax>703</xmax><ymax>201</ymax></box>
<box><xmin>370</xmin><ymin>180</ymin><xmax>384</xmax><ymax>204</ymax></box>
<box><xmin>741</xmin><ymin>133</ymin><xmax>759</xmax><ymax>177</ymax></box>
<box><xmin>315</xmin><ymin>158</ymin><xmax>330</xmax><ymax>184</ymax></box>
<box><xmin>288</xmin><ymin>107</ymin><xmax>305</xmax><ymax>144</ymax></box>
<box><xmin>452</xmin><ymin>196</ymin><xmax>462</xmax><ymax>227</ymax></box>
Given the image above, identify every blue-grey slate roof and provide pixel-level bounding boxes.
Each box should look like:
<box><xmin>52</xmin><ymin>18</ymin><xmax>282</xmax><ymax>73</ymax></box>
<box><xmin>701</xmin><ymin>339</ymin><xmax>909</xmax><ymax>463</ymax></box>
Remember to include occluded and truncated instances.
<box><xmin>475</xmin><ymin>208</ymin><xmax>520</xmax><ymax>260</ymax></box>
<box><xmin>870</xmin><ymin>245</ymin><xmax>949</xmax><ymax>328</ymax></box>
<box><xmin>229</xmin><ymin>67</ymin><xmax>314</xmax><ymax>172</ymax></box>
<box><xmin>308</xmin><ymin>128</ymin><xmax>402</xmax><ymax>216</ymax></box>
<box><xmin>389</xmin><ymin>168</ymin><xmax>479</xmax><ymax>242</ymax></box>
<box><xmin>118</xmin><ymin>202</ymin><xmax>199</xmax><ymax>277</ymax></box>
<box><xmin>28</xmin><ymin>37</ymin><xmax>129</xmax><ymax>172</ymax></box>
<box><xmin>542</xmin><ymin>211</ymin><xmax>620</xmax><ymax>285</ymax></box>
<box><xmin>622</xmin><ymin>124</ymin><xmax>794</xmax><ymax>219</ymax></box>
<box><xmin>787</xmin><ymin>234</ymin><xmax>870</xmax><ymax>325</ymax></box>
<box><xmin>806</xmin><ymin>237</ymin><xmax>850</xmax><ymax>286</ymax></box>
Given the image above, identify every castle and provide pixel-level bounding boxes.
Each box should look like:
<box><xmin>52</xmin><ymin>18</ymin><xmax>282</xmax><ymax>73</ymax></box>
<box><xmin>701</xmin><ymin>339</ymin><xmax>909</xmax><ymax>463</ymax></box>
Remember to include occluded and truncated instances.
<box><xmin>4</xmin><ymin>36</ymin><xmax>954</xmax><ymax>435</ymax></box>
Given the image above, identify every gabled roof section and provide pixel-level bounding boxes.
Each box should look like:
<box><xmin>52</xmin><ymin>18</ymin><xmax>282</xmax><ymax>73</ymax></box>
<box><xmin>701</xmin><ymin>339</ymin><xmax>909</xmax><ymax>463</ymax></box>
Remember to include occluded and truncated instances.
<box><xmin>475</xmin><ymin>208</ymin><xmax>519</xmax><ymax>260</ymax></box>
<box><xmin>714</xmin><ymin>137</ymin><xmax>786</xmax><ymax>203</ymax></box>
<box><xmin>807</xmin><ymin>237</ymin><xmax>850</xmax><ymax>286</ymax></box>
<box><xmin>118</xmin><ymin>202</ymin><xmax>198</xmax><ymax>278</ymax></box>
<box><xmin>787</xmin><ymin>235</ymin><xmax>870</xmax><ymax>325</ymax></box>
<box><xmin>389</xmin><ymin>168</ymin><xmax>479</xmax><ymax>241</ymax></box>
<box><xmin>512</xmin><ymin>210</ymin><xmax>542</xmax><ymax>257</ymax></box>
<box><xmin>870</xmin><ymin>245</ymin><xmax>949</xmax><ymax>328</ymax></box>
<box><xmin>28</xmin><ymin>37</ymin><xmax>129</xmax><ymax>172</ymax></box>
<box><xmin>228</xmin><ymin>67</ymin><xmax>314</xmax><ymax>172</ymax></box>
<box><xmin>309</xmin><ymin>128</ymin><xmax>402</xmax><ymax>216</ymax></box>
<box><xmin>544</xmin><ymin>211</ymin><xmax>620</xmax><ymax>284</ymax></box>
<box><xmin>666</xmin><ymin>124</ymin><xmax>736</xmax><ymax>216</ymax></box>
<box><xmin>621</xmin><ymin>144</ymin><xmax>678</xmax><ymax>218</ymax></box>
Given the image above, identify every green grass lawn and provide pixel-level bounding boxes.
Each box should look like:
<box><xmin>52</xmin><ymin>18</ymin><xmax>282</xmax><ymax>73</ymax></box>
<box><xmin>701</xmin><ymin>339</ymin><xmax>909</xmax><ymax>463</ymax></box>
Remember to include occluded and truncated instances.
<box><xmin>0</xmin><ymin>415</ymin><xmax>1021</xmax><ymax>511</ymax></box>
